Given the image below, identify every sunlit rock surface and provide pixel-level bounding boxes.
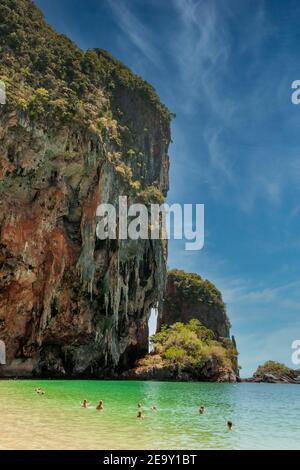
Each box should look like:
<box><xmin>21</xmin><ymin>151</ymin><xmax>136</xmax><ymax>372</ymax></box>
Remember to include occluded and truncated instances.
<box><xmin>0</xmin><ymin>0</ymin><xmax>171</xmax><ymax>377</ymax></box>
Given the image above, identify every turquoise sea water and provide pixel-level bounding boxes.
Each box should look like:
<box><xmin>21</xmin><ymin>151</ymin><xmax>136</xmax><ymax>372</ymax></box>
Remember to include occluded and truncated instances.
<box><xmin>0</xmin><ymin>380</ymin><xmax>299</xmax><ymax>450</ymax></box>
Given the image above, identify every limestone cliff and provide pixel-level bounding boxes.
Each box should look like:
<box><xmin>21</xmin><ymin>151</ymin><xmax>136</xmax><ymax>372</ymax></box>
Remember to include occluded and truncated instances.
<box><xmin>158</xmin><ymin>269</ymin><xmax>231</xmax><ymax>338</ymax></box>
<box><xmin>0</xmin><ymin>0</ymin><xmax>171</xmax><ymax>377</ymax></box>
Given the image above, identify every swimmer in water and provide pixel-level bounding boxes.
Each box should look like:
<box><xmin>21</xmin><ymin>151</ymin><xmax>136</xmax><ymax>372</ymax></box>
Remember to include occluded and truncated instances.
<box><xmin>199</xmin><ymin>406</ymin><xmax>205</xmax><ymax>414</ymax></box>
<box><xmin>227</xmin><ymin>420</ymin><xmax>233</xmax><ymax>431</ymax></box>
<box><xmin>96</xmin><ymin>400</ymin><xmax>104</xmax><ymax>411</ymax></box>
<box><xmin>150</xmin><ymin>405</ymin><xmax>157</xmax><ymax>412</ymax></box>
<box><xmin>81</xmin><ymin>399</ymin><xmax>90</xmax><ymax>408</ymax></box>
<box><xmin>35</xmin><ymin>387</ymin><xmax>44</xmax><ymax>395</ymax></box>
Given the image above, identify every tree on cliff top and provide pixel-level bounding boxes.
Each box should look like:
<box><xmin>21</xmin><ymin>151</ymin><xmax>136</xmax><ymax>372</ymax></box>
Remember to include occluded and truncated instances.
<box><xmin>167</xmin><ymin>269</ymin><xmax>226</xmax><ymax>309</ymax></box>
<box><xmin>159</xmin><ymin>269</ymin><xmax>231</xmax><ymax>338</ymax></box>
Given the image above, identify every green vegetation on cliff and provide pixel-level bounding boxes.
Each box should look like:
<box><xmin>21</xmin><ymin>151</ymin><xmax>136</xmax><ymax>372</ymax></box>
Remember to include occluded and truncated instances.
<box><xmin>0</xmin><ymin>0</ymin><xmax>172</xmax><ymax>201</ymax></box>
<box><xmin>0</xmin><ymin>0</ymin><xmax>173</xmax><ymax>127</ymax></box>
<box><xmin>138</xmin><ymin>319</ymin><xmax>238</xmax><ymax>372</ymax></box>
<box><xmin>168</xmin><ymin>269</ymin><xmax>226</xmax><ymax>309</ymax></box>
<box><xmin>160</xmin><ymin>269</ymin><xmax>231</xmax><ymax>338</ymax></box>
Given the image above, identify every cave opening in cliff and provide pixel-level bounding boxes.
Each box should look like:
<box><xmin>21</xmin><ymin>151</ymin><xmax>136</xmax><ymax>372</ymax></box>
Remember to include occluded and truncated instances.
<box><xmin>148</xmin><ymin>307</ymin><xmax>158</xmax><ymax>351</ymax></box>
<box><xmin>117</xmin><ymin>308</ymin><xmax>158</xmax><ymax>373</ymax></box>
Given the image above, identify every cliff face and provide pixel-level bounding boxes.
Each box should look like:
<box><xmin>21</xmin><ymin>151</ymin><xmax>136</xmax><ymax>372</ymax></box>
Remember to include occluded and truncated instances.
<box><xmin>0</xmin><ymin>0</ymin><xmax>171</xmax><ymax>377</ymax></box>
<box><xmin>158</xmin><ymin>269</ymin><xmax>231</xmax><ymax>338</ymax></box>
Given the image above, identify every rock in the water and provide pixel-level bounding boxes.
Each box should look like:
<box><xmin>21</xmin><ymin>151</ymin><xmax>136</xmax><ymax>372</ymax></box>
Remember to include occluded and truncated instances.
<box><xmin>245</xmin><ymin>361</ymin><xmax>300</xmax><ymax>384</ymax></box>
<box><xmin>122</xmin><ymin>358</ymin><xmax>239</xmax><ymax>383</ymax></box>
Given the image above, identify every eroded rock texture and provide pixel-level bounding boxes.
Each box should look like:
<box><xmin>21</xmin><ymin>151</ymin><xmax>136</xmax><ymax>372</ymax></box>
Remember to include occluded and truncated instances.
<box><xmin>0</xmin><ymin>0</ymin><xmax>171</xmax><ymax>377</ymax></box>
<box><xmin>158</xmin><ymin>269</ymin><xmax>231</xmax><ymax>338</ymax></box>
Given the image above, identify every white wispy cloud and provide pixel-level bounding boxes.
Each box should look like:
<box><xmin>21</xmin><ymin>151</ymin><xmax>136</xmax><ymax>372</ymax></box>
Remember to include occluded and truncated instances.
<box><xmin>169</xmin><ymin>0</ymin><xmax>300</xmax><ymax>212</ymax></box>
<box><xmin>237</xmin><ymin>278</ymin><xmax>300</xmax><ymax>308</ymax></box>
<box><xmin>106</xmin><ymin>0</ymin><xmax>162</xmax><ymax>68</ymax></box>
<box><xmin>79</xmin><ymin>0</ymin><xmax>300</xmax><ymax>212</ymax></box>
<box><xmin>171</xmin><ymin>0</ymin><xmax>234</xmax><ymax>118</ymax></box>
<box><xmin>167</xmin><ymin>0</ymin><xmax>288</xmax><ymax>209</ymax></box>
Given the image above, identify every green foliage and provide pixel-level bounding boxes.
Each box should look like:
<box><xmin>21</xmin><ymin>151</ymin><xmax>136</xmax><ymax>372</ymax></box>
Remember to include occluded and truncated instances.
<box><xmin>150</xmin><ymin>319</ymin><xmax>233</xmax><ymax>369</ymax></box>
<box><xmin>167</xmin><ymin>269</ymin><xmax>227</xmax><ymax>315</ymax></box>
<box><xmin>115</xmin><ymin>162</ymin><xmax>133</xmax><ymax>183</ymax></box>
<box><xmin>0</xmin><ymin>0</ymin><xmax>173</xmax><ymax>131</ymax></box>
<box><xmin>255</xmin><ymin>360</ymin><xmax>292</xmax><ymax>377</ymax></box>
<box><xmin>187</xmin><ymin>318</ymin><xmax>215</xmax><ymax>342</ymax></box>
<box><xmin>127</xmin><ymin>148</ymin><xmax>136</xmax><ymax>158</ymax></box>
<box><xmin>138</xmin><ymin>186</ymin><xmax>165</xmax><ymax>205</ymax></box>
<box><xmin>164</xmin><ymin>346</ymin><xmax>186</xmax><ymax>362</ymax></box>
<box><xmin>130</xmin><ymin>180</ymin><xmax>141</xmax><ymax>191</ymax></box>
<box><xmin>0</xmin><ymin>0</ymin><xmax>173</xmax><ymax>210</ymax></box>
<box><xmin>92</xmin><ymin>48</ymin><xmax>174</xmax><ymax>123</ymax></box>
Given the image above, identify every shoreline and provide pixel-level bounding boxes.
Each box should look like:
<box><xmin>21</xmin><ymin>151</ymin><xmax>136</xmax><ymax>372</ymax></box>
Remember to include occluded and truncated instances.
<box><xmin>0</xmin><ymin>376</ymin><xmax>297</xmax><ymax>384</ymax></box>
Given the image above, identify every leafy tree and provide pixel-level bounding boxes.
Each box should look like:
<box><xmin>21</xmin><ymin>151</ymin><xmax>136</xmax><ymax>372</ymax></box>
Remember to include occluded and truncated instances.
<box><xmin>149</xmin><ymin>319</ymin><xmax>235</xmax><ymax>369</ymax></box>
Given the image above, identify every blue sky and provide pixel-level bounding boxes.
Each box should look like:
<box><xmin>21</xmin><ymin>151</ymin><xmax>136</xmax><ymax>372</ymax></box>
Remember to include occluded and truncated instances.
<box><xmin>34</xmin><ymin>0</ymin><xmax>300</xmax><ymax>376</ymax></box>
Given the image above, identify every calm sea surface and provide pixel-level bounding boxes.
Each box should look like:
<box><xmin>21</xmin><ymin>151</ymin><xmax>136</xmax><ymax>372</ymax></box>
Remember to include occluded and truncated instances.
<box><xmin>0</xmin><ymin>380</ymin><xmax>299</xmax><ymax>450</ymax></box>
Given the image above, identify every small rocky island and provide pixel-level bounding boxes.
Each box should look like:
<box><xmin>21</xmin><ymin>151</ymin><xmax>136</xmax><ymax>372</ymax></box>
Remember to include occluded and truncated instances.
<box><xmin>246</xmin><ymin>361</ymin><xmax>300</xmax><ymax>384</ymax></box>
<box><xmin>123</xmin><ymin>270</ymin><xmax>239</xmax><ymax>382</ymax></box>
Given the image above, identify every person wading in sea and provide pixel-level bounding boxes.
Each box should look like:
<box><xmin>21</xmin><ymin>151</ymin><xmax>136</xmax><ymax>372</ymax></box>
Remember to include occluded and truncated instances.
<box><xmin>96</xmin><ymin>400</ymin><xmax>104</xmax><ymax>411</ymax></box>
<box><xmin>227</xmin><ymin>421</ymin><xmax>233</xmax><ymax>430</ymax></box>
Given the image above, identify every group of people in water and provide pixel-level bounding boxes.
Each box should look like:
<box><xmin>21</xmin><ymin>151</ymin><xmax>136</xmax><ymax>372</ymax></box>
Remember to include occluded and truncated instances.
<box><xmin>81</xmin><ymin>399</ymin><xmax>104</xmax><ymax>411</ymax></box>
<box><xmin>198</xmin><ymin>405</ymin><xmax>233</xmax><ymax>430</ymax></box>
<box><xmin>35</xmin><ymin>387</ymin><xmax>233</xmax><ymax>430</ymax></box>
<box><xmin>136</xmin><ymin>401</ymin><xmax>156</xmax><ymax>419</ymax></box>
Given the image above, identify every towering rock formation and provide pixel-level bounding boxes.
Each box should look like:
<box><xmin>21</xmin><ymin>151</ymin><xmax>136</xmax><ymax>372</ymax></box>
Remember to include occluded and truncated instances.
<box><xmin>0</xmin><ymin>0</ymin><xmax>171</xmax><ymax>377</ymax></box>
<box><xmin>123</xmin><ymin>269</ymin><xmax>239</xmax><ymax>382</ymax></box>
<box><xmin>158</xmin><ymin>269</ymin><xmax>231</xmax><ymax>338</ymax></box>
